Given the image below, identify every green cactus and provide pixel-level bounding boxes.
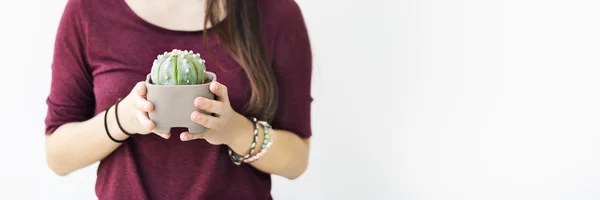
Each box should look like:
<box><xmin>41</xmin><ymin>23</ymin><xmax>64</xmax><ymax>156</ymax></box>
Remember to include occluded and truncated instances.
<box><xmin>150</xmin><ymin>49</ymin><xmax>207</xmax><ymax>85</ymax></box>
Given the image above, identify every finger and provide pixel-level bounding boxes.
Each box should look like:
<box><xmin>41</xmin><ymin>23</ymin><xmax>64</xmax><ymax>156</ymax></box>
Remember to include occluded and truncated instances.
<box><xmin>209</xmin><ymin>82</ymin><xmax>229</xmax><ymax>102</ymax></box>
<box><xmin>136</xmin><ymin>110</ymin><xmax>155</xmax><ymax>131</ymax></box>
<box><xmin>180</xmin><ymin>131</ymin><xmax>204</xmax><ymax>141</ymax></box>
<box><xmin>154</xmin><ymin>132</ymin><xmax>171</xmax><ymax>139</ymax></box>
<box><xmin>134</xmin><ymin>97</ymin><xmax>154</xmax><ymax>112</ymax></box>
<box><xmin>180</xmin><ymin>129</ymin><xmax>215</xmax><ymax>141</ymax></box>
<box><xmin>190</xmin><ymin>111</ymin><xmax>221</xmax><ymax>129</ymax></box>
<box><xmin>134</xmin><ymin>81</ymin><xmax>147</xmax><ymax>97</ymax></box>
<box><xmin>194</xmin><ymin>97</ymin><xmax>224</xmax><ymax>114</ymax></box>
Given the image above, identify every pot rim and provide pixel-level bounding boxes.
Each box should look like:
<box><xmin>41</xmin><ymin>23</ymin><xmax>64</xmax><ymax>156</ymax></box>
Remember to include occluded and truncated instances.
<box><xmin>145</xmin><ymin>71</ymin><xmax>217</xmax><ymax>87</ymax></box>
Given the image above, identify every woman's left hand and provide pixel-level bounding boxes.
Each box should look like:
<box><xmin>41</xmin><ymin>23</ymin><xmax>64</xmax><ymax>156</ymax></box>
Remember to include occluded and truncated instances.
<box><xmin>180</xmin><ymin>82</ymin><xmax>247</xmax><ymax>145</ymax></box>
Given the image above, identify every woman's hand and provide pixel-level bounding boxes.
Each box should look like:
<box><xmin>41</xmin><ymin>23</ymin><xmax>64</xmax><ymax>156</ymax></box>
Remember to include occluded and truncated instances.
<box><xmin>180</xmin><ymin>82</ymin><xmax>248</xmax><ymax>145</ymax></box>
<box><xmin>118</xmin><ymin>82</ymin><xmax>170</xmax><ymax>139</ymax></box>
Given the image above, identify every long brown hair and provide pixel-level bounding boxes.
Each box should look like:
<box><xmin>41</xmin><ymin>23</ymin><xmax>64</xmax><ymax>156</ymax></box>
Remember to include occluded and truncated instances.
<box><xmin>203</xmin><ymin>0</ymin><xmax>278</xmax><ymax>122</ymax></box>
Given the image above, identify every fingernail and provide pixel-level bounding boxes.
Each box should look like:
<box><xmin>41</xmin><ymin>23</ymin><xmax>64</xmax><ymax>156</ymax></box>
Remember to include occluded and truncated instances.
<box><xmin>195</xmin><ymin>98</ymin><xmax>204</xmax><ymax>105</ymax></box>
<box><xmin>192</xmin><ymin>112</ymin><xmax>201</xmax><ymax>120</ymax></box>
<box><xmin>180</xmin><ymin>133</ymin><xmax>189</xmax><ymax>141</ymax></box>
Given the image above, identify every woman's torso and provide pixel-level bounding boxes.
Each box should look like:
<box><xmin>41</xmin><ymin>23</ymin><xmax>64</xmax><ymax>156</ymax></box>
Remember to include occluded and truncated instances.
<box><xmin>80</xmin><ymin>0</ymin><xmax>283</xmax><ymax>199</ymax></box>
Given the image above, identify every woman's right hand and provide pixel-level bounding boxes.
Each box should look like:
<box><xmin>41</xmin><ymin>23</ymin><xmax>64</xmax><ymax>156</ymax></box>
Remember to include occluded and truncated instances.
<box><xmin>118</xmin><ymin>81</ymin><xmax>171</xmax><ymax>139</ymax></box>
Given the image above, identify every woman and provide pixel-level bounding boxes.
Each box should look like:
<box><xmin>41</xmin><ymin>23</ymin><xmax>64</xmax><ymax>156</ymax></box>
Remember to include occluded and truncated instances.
<box><xmin>43</xmin><ymin>0</ymin><xmax>313</xmax><ymax>199</ymax></box>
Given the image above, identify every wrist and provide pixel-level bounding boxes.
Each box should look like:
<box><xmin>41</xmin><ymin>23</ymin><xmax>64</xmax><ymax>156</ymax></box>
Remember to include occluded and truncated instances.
<box><xmin>116</xmin><ymin>98</ymin><xmax>136</xmax><ymax>136</ymax></box>
<box><xmin>226</xmin><ymin>113</ymin><xmax>256</xmax><ymax>154</ymax></box>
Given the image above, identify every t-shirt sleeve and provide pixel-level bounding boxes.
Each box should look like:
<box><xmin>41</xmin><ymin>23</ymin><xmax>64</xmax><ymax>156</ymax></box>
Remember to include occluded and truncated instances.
<box><xmin>269</xmin><ymin>1</ymin><xmax>313</xmax><ymax>139</ymax></box>
<box><xmin>44</xmin><ymin>0</ymin><xmax>95</xmax><ymax>135</ymax></box>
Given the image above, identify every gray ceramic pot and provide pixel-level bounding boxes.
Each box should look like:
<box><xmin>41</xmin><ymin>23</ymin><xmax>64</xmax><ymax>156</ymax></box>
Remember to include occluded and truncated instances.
<box><xmin>144</xmin><ymin>72</ymin><xmax>217</xmax><ymax>134</ymax></box>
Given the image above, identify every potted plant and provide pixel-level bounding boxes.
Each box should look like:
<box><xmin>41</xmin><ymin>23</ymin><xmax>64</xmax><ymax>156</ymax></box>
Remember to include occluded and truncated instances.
<box><xmin>145</xmin><ymin>49</ymin><xmax>217</xmax><ymax>134</ymax></box>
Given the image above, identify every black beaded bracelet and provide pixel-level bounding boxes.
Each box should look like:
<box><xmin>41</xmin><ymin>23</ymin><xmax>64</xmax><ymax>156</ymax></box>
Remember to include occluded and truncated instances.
<box><xmin>105</xmin><ymin>105</ymin><xmax>127</xmax><ymax>143</ymax></box>
<box><xmin>114</xmin><ymin>98</ymin><xmax>133</xmax><ymax>136</ymax></box>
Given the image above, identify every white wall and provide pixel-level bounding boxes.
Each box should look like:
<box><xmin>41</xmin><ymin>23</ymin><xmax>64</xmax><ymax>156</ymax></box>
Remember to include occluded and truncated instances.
<box><xmin>3</xmin><ymin>0</ymin><xmax>600</xmax><ymax>199</ymax></box>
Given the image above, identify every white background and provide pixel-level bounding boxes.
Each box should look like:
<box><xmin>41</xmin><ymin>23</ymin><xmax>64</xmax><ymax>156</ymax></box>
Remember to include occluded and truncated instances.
<box><xmin>3</xmin><ymin>0</ymin><xmax>600</xmax><ymax>199</ymax></box>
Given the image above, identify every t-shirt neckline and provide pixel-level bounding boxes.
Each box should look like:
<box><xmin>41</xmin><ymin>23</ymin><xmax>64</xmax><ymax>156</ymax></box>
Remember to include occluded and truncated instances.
<box><xmin>117</xmin><ymin>0</ymin><xmax>220</xmax><ymax>36</ymax></box>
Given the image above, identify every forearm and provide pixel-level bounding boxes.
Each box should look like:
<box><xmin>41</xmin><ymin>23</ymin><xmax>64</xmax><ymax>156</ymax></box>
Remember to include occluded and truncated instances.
<box><xmin>45</xmin><ymin>107</ymin><xmax>129</xmax><ymax>176</ymax></box>
<box><xmin>228</xmin><ymin>115</ymin><xmax>310</xmax><ymax>180</ymax></box>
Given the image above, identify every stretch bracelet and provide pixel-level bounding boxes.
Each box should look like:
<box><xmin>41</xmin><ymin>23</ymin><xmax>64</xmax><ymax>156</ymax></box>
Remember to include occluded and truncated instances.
<box><xmin>244</xmin><ymin>121</ymin><xmax>275</xmax><ymax>163</ymax></box>
<box><xmin>104</xmin><ymin>105</ymin><xmax>127</xmax><ymax>143</ymax></box>
<box><xmin>114</xmin><ymin>98</ymin><xmax>133</xmax><ymax>136</ymax></box>
<box><xmin>228</xmin><ymin>117</ymin><xmax>259</xmax><ymax>165</ymax></box>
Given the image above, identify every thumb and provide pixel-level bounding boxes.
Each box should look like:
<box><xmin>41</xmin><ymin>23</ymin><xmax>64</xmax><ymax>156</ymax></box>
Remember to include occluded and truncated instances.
<box><xmin>180</xmin><ymin>132</ymin><xmax>204</xmax><ymax>141</ymax></box>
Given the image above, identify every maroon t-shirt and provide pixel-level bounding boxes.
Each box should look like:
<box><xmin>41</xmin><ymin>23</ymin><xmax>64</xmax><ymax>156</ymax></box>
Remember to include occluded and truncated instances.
<box><xmin>44</xmin><ymin>0</ymin><xmax>313</xmax><ymax>199</ymax></box>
